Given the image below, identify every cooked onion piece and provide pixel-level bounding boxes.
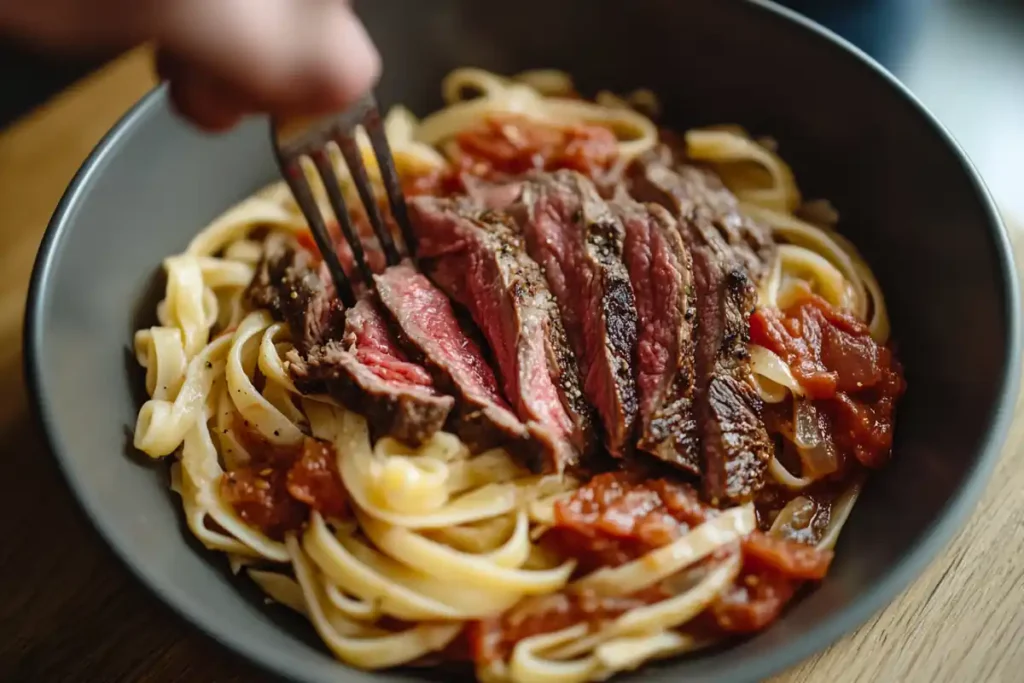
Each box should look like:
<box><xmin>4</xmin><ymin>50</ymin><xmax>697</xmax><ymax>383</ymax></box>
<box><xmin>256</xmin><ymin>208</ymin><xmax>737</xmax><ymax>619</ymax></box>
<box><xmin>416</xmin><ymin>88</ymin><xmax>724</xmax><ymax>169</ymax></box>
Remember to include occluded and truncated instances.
<box><xmin>769</xmin><ymin>496</ymin><xmax>818</xmax><ymax>543</ymax></box>
<box><xmin>792</xmin><ymin>399</ymin><xmax>840</xmax><ymax>479</ymax></box>
<box><xmin>419</xmin><ymin>67</ymin><xmax>658</xmax><ymax>162</ymax></box>
<box><xmin>751</xmin><ymin>345</ymin><xmax>803</xmax><ymax>403</ymax></box>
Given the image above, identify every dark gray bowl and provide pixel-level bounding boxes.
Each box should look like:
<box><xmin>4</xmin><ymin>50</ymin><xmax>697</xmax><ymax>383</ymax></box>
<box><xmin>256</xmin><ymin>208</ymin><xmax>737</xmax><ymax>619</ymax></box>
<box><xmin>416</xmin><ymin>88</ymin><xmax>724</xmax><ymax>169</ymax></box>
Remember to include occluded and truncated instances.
<box><xmin>24</xmin><ymin>1</ymin><xmax>1021</xmax><ymax>682</ymax></box>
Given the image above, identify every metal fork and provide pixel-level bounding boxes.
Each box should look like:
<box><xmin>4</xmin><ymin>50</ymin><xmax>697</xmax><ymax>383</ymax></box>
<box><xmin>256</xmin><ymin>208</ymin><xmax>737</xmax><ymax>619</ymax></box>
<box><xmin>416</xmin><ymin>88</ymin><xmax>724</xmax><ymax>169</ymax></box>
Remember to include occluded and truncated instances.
<box><xmin>271</xmin><ymin>92</ymin><xmax>416</xmax><ymax>307</ymax></box>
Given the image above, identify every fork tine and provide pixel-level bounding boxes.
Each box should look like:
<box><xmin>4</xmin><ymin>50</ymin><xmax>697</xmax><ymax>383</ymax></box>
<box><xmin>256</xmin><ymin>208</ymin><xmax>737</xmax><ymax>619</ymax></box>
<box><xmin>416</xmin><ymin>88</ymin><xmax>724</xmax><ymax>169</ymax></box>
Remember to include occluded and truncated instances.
<box><xmin>279</xmin><ymin>157</ymin><xmax>356</xmax><ymax>308</ymax></box>
<box><xmin>362</xmin><ymin>101</ymin><xmax>418</xmax><ymax>257</ymax></box>
<box><xmin>336</xmin><ymin>134</ymin><xmax>402</xmax><ymax>266</ymax></box>
<box><xmin>310</xmin><ymin>148</ymin><xmax>376</xmax><ymax>286</ymax></box>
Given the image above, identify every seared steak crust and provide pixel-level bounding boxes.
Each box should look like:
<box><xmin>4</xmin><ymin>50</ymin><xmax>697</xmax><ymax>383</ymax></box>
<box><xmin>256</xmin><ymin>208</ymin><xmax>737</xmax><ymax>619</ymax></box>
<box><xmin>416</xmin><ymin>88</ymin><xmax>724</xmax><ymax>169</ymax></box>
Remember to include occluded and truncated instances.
<box><xmin>511</xmin><ymin>171</ymin><xmax>639</xmax><ymax>458</ymax></box>
<box><xmin>247</xmin><ymin>236</ymin><xmax>453</xmax><ymax>445</ymax></box>
<box><xmin>407</xmin><ymin>195</ymin><xmax>595</xmax><ymax>473</ymax></box>
<box><xmin>630</xmin><ymin>148</ymin><xmax>772</xmax><ymax>502</ymax></box>
<box><xmin>614</xmin><ymin>197</ymin><xmax>700</xmax><ymax>473</ymax></box>
<box><xmin>247</xmin><ymin>233</ymin><xmax>345</xmax><ymax>353</ymax></box>
<box><xmin>375</xmin><ymin>261</ymin><xmax>535</xmax><ymax>455</ymax></box>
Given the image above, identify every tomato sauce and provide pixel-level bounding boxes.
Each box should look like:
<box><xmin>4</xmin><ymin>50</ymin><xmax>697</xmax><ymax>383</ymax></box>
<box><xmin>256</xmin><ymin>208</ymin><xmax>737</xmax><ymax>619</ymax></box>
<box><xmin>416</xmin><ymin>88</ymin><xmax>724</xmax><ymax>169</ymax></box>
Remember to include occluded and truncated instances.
<box><xmin>467</xmin><ymin>585</ymin><xmax>668</xmax><ymax>665</ymax></box>
<box><xmin>452</xmin><ymin>114</ymin><xmax>619</xmax><ymax>180</ymax></box>
<box><xmin>543</xmin><ymin>471</ymin><xmax>711</xmax><ymax>572</ymax></box>
<box><xmin>294</xmin><ymin>229</ymin><xmax>318</xmax><ymax>255</ymax></box>
<box><xmin>707</xmin><ymin>530</ymin><xmax>833</xmax><ymax>633</ymax></box>
<box><xmin>742</xmin><ymin>531</ymin><xmax>832</xmax><ymax>580</ymax></box>
<box><xmin>711</xmin><ymin>568</ymin><xmax>799</xmax><ymax>633</ymax></box>
<box><xmin>750</xmin><ymin>294</ymin><xmax>905</xmax><ymax>468</ymax></box>
<box><xmin>287</xmin><ymin>438</ymin><xmax>349</xmax><ymax>520</ymax></box>
<box><xmin>220</xmin><ymin>467</ymin><xmax>308</xmax><ymax>541</ymax></box>
<box><xmin>508</xmin><ymin>471</ymin><xmax>835</xmax><ymax>648</ymax></box>
<box><xmin>218</xmin><ymin>417</ymin><xmax>348</xmax><ymax>539</ymax></box>
<box><xmin>401</xmin><ymin>168</ymin><xmax>467</xmax><ymax>198</ymax></box>
<box><xmin>402</xmin><ymin>115</ymin><xmax>619</xmax><ymax>197</ymax></box>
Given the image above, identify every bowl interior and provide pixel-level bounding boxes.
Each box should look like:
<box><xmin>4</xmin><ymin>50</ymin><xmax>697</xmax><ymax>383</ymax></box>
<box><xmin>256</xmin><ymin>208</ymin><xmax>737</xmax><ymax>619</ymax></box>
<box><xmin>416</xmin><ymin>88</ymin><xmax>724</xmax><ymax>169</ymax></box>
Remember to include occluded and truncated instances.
<box><xmin>27</xmin><ymin>1</ymin><xmax>1018</xmax><ymax>682</ymax></box>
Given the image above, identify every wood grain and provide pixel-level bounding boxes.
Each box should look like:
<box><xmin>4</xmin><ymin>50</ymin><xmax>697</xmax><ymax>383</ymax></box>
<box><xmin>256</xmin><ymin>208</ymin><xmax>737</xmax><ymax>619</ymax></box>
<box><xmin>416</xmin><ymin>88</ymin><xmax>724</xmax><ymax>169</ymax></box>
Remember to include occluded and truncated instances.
<box><xmin>0</xmin><ymin>47</ymin><xmax>259</xmax><ymax>683</ymax></box>
<box><xmin>1</xmin><ymin>47</ymin><xmax>1021</xmax><ymax>683</ymax></box>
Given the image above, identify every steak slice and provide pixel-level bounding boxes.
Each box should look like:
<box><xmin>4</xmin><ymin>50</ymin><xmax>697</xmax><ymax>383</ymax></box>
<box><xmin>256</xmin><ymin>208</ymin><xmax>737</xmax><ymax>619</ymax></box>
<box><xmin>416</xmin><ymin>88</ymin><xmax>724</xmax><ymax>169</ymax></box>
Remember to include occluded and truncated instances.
<box><xmin>640</xmin><ymin>146</ymin><xmax>775</xmax><ymax>282</ymax></box>
<box><xmin>613</xmin><ymin>197</ymin><xmax>700</xmax><ymax>473</ymax></box>
<box><xmin>374</xmin><ymin>261</ymin><xmax>536</xmax><ymax>455</ymax></box>
<box><xmin>248</xmin><ymin>235</ymin><xmax>453</xmax><ymax>445</ymax></box>
<box><xmin>510</xmin><ymin>170</ymin><xmax>638</xmax><ymax>458</ymax></box>
<box><xmin>687</xmin><ymin>166</ymin><xmax>775</xmax><ymax>282</ymax></box>
<box><xmin>338</xmin><ymin>297</ymin><xmax>437</xmax><ymax>391</ymax></box>
<box><xmin>630</xmin><ymin>148</ymin><xmax>772</xmax><ymax>503</ymax></box>
<box><xmin>247</xmin><ymin>233</ymin><xmax>345</xmax><ymax>353</ymax></box>
<box><xmin>289</xmin><ymin>299</ymin><xmax>454</xmax><ymax>445</ymax></box>
<box><xmin>407</xmin><ymin>195</ymin><xmax>595</xmax><ymax>473</ymax></box>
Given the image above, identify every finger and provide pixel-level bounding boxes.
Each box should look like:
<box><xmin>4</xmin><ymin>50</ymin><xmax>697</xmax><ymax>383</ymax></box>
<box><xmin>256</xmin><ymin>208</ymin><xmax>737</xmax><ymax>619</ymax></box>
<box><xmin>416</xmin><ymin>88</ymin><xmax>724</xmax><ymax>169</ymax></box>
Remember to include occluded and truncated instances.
<box><xmin>158</xmin><ymin>0</ymin><xmax>381</xmax><ymax>117</ymax></box>
<box><xmin>159</xmin><ymin>51</ymin><xmax>250</xmax><ymax>132</ymax></box>
<box><xmin>0</xmin><ymin>0</ymin><xmax>155</xmax><ymax>51</ymax></box>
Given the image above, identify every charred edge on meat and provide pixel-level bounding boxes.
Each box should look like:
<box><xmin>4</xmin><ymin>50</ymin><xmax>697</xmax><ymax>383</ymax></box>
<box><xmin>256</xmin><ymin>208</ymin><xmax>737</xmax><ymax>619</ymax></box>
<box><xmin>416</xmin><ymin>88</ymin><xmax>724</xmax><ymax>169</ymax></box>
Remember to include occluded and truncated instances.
<box><xmin>480</xmin><ymin>205</ymin><xmax>599</xmax><ymax>465</ymax></box>
<box><xmin>248</xmin><ymin>235</ymin><xmax>454</xmax><ymax>446</ymax></box>
<box><xmin>628</xmin><ymin>148</ymin><xmax>773</xmax><ymax>503</ymax></box>
<box><xmin>699</xmin><ymin>263</ymin><xmax>770</xmax><ymax>503</ymax></box>
<box><xmin>617</xmin><ymin>199</ymin><xmax>701</xmax><ymax>474</ymax></box>
<box><xmin>246</xmin><ymin>233</ymin><xmax>345</xmax><ymax>352</ymax></box>
<box><xmin>406</xmin><ymin>195</ymin><xmax>597</xmax><ymax>473</ymax></box>
<box><xmin>373</xmin><ymin>261</ymin><xmax>537</xmax><ymax>458</ymax></box>
<box><xmin>288</xmin><ymin>344</ymin><xmax>453</xmax><ymax>446</ymax></box>
<box><xmin>514</xmin><ymin>171</ymin><xmax>639</xmax><ymax>457</ymax></box>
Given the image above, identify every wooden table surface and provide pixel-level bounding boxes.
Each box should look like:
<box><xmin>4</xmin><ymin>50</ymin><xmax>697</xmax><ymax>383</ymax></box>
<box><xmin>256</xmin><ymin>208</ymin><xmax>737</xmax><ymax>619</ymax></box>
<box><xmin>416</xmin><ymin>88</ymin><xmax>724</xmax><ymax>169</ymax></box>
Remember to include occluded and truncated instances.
<box><xmin>2</xmin><ymin>48</ymin><xmax>1022</xmax><ymax>683</ymax></box>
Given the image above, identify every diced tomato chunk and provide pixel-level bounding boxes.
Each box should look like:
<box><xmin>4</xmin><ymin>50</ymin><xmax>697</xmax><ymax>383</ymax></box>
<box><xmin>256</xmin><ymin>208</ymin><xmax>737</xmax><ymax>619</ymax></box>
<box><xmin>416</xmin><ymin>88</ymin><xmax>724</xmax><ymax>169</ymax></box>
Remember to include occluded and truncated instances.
<box><xmin>742</xmin><ymin>531</ymin><xmax>833</xmax><ymax>580</ymax></box>
<box><xmin>711</xmin><ymin>570</ymin><xmax>798</xmax><ymax>633</ymax></box>
<box><xmin>452</xmin><ymin>114</ymin><xmax>619</xmax><ymax>180</ymax></box>
<box><xmin>219</xmin><ymin>467</ymin><xmax>307</xmax><ymax>540</ymax></box>
<box><xmin>220</xmin><ymin>419</ymin><xmax>348</xmax><ymax>538</ymax></box>
<box><xmin>545</xmin><ymin>471</ymin><xmax>711</xmax><ymax>571</ymax></box>
<box><xmin>287</xmin><ymin>438</ymin><xmax>348</xmax><ymax>520</ymax></box>
<box><xmin>750</xmin><ymin>294</ymin><xmax>905</xmax><ymax>468</ymax></box>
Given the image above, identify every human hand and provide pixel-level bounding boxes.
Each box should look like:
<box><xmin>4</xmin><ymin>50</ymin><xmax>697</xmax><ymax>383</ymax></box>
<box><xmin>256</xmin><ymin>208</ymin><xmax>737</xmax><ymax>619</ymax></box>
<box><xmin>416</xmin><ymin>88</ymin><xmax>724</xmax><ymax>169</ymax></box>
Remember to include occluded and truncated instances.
<box><xmin>0</xmin><ymin>0</ymin><xmax>381</xmax><ymax>131</ymax></box>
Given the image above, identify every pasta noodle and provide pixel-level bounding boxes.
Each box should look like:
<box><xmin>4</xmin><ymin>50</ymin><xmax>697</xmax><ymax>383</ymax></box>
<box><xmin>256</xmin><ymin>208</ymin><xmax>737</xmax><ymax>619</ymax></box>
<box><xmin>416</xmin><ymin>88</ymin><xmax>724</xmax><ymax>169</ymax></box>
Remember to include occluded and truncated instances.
<box><xmin>131</xmin><ymin>68</ymin><xmax>900</xmax><ymax>682</ymax></box>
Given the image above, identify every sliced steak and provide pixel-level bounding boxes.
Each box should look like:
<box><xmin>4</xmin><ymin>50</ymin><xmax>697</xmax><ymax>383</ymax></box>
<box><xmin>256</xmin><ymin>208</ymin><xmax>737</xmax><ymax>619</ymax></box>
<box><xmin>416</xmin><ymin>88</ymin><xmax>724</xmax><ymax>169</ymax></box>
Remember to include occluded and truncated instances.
<box><xmin>510</xmin><ymin>171</ymin><xmax>638</xmax><ymax>458</ymax></box>
<box><xmin>613</xmin><ymin>197</ymin><xmax>700</xmax><ymax>473</ymax></box>
<box><xmin>248</xmin><ymin>235</ymin><xmax>453</xmax><ymax>445</ymax></box>
<box><xmin>640</xmin><ymin>146</ymin><xmax>775</xmax><ymax>282</ymax></box>
<box><xmin>374</xmin><ymin>261</ymin><xmax>536</xmax><ymax>455</ymax></box>
<box><xmin>407</xmin><ymin>195</ymin><xmax>595</xmax><ymax>473</ymax></box>
<box><xmin>340</xmin><ymin>297</ymin><xmax>438</xmax><ymax>390</ymax></box>
<box><xmin>630</xmin><ymin>148</ymin><xmax>772</xmax><ymax>503</ymax></box>
<box><xmin>247</xmin><ymin>233</ymin><xmax>345</xmax><ymax>353</ymax></box>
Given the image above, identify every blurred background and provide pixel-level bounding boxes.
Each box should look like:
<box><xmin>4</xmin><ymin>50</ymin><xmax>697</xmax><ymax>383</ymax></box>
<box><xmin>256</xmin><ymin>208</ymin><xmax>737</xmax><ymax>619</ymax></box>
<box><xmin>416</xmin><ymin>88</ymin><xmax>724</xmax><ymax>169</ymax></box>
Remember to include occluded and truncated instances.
<box><xmin>1</xmin><ymin>0</ymin><xmax>1023</xmax><ymax>214</ymax></box>
<box><xmin>781</xmin><ymin>0</ymin><xmax>1024</xmax><ymax>216</ymax></box>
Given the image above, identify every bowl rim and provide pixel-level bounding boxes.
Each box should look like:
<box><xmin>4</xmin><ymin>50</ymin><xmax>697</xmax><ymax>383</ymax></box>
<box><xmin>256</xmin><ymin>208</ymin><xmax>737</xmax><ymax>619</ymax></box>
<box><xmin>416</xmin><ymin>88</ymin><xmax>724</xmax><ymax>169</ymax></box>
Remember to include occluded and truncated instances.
<box><xmin>23</xmin><ymin>1</ymin><xmax>1022</xmax><ymax>681</ymax></box>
